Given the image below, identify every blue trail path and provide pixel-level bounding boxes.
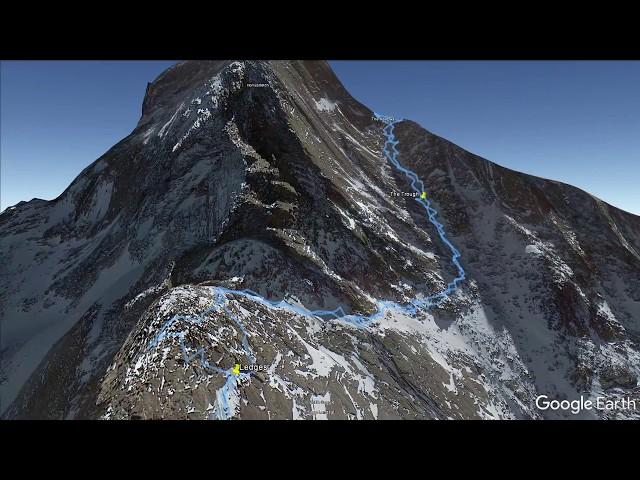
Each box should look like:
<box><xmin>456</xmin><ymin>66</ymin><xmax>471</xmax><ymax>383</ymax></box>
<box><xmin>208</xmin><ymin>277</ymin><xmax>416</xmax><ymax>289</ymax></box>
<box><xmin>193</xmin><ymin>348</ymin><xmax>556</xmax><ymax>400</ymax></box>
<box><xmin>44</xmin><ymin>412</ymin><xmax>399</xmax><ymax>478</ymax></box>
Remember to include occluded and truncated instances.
<box><xmin>145</xmin><ymin>116</ymin><xmax>466</xmax><ymax>419</ymax></box>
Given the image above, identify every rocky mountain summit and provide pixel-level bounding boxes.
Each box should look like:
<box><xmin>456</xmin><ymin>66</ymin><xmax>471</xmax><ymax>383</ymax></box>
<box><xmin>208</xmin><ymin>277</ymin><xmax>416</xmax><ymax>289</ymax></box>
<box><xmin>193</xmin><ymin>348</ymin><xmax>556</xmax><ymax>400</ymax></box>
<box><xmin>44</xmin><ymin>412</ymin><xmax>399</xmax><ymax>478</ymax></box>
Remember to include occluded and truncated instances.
<box><xmin>1</xmin><ymin>60</ymin><xmax>639</xmax><ymax>419</ymax></box>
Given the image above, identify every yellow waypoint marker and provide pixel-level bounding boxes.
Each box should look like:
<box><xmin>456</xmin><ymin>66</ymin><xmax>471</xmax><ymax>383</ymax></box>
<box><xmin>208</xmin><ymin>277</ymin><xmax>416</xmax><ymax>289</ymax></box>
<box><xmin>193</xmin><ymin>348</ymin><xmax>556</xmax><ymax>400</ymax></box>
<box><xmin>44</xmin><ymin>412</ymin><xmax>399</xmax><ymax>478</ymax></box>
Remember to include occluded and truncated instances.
<box><xmin>420</xmin><ymin>192</ymin><xmax>427</xmax><ymax>200</ymax></box>
<box><xmin>232</xmin><ymin>364</ymin><xmax>241</xmax><ymax>375</ymax></box>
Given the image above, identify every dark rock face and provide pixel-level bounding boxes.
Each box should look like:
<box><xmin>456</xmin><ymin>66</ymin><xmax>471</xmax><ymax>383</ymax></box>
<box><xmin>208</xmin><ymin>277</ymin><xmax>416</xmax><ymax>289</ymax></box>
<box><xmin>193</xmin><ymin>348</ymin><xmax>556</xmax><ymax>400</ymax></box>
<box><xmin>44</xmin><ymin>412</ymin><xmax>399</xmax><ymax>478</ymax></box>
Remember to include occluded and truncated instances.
<box><xmin>1</xmin><ymin>61</ymin><xmax>639</xmax><ymax>419</ymax></box>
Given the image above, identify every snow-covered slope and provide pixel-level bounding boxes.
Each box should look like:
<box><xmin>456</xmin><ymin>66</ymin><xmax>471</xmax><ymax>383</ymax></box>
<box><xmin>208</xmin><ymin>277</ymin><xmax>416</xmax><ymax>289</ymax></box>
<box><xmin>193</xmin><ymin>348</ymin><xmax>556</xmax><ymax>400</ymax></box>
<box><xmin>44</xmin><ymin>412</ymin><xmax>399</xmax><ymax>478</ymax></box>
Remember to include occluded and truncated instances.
<box><xmin>1</xmin><ymin>60</ymin><xmax>639</xmax><ymax>419</ymax></box>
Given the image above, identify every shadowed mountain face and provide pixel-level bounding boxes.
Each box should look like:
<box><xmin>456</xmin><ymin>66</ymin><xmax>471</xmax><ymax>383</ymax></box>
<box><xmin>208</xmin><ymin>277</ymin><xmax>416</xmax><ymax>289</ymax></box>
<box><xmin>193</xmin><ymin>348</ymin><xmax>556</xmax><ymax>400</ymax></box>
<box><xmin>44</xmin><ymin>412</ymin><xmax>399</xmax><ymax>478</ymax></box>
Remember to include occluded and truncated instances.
<box><xmin>1</xmin><ymin>61</ymin><xmax>639</xmax><ymax>420</ymax></box>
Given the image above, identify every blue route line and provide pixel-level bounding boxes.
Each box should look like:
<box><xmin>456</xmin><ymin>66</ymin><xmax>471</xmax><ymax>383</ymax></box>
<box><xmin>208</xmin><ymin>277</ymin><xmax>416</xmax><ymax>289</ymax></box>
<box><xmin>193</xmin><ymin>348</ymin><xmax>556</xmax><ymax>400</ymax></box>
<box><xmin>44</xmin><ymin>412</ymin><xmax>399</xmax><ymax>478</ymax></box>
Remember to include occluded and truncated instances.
<box><xmin>143</xmin><ymin>115</ymin><xmax>466</xmax><ymax>419</ymax></box>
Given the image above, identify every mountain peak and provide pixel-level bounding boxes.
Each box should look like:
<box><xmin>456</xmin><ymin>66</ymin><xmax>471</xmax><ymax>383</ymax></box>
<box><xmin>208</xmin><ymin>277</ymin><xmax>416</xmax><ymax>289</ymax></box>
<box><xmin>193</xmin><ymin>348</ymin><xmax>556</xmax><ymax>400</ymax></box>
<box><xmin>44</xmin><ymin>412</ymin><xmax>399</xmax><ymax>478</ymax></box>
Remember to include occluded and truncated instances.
<box><xmin>137</xmin><ymin>60</ymin><xmax>373</xmax><ymax>133</ymax></box>
<box><xmin>2</xmin><ymin>60</ymin><xmax>639</xmax><ymax>420</ymax></box>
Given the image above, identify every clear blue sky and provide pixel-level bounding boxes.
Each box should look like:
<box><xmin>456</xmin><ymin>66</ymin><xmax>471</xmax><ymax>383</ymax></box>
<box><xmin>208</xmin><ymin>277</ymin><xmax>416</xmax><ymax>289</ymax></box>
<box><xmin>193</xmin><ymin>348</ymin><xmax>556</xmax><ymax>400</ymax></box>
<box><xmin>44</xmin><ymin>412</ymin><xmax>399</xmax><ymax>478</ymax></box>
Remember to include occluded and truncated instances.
<box><xmin>2</xmin><ymin>60</ymin><xmax>639</xmax><ymax>215</ymax></box>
